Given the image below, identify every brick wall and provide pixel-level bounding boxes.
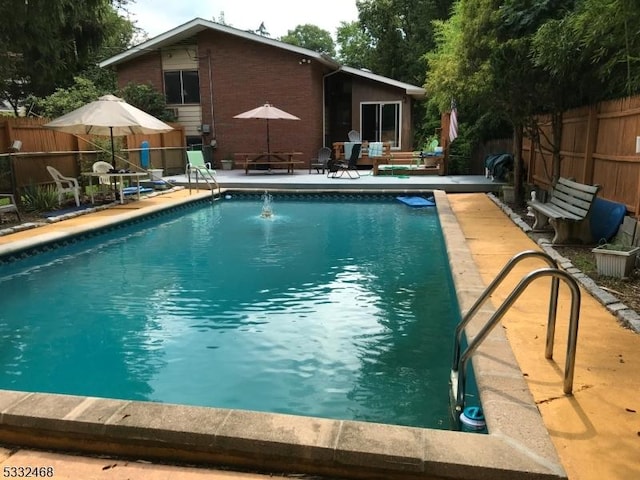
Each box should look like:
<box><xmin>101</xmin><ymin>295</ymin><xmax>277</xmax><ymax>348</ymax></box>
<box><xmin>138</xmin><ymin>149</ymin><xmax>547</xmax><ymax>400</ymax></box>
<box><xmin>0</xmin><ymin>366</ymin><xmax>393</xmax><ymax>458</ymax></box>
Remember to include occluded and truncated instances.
<box><xmin>112</xmin><ymin>32</ymin><xmax>327</xmax><ymax>168</ymax></box>
<box><xmin>198</xmin><ymin>31</ymin><xmax>323</xmax><ymax>166</ymax></box>
<box><xmin>115</xmin><ymin>52</ymin><xmax>163</xmax><ymax>91</ymax></box>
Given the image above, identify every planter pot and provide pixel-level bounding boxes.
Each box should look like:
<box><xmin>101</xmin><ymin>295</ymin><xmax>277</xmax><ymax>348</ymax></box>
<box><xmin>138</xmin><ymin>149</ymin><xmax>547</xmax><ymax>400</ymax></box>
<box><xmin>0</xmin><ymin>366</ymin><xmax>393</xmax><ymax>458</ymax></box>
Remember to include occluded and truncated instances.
<box><xmin>592</xmin><ymin>245</ymin><xmax>640</xmax><ymax>278</ymax></box>
<box><xmin>501</xmin><ymin>185</ymin><xmax>515</xmax><ymax>204</ymax></box>
<box><xmin>148</xmin><ymin>168</ymin><xmax>164</xmax><ymax>181</ymax></box>
<box><xmin>221</xmin><ymin>160</ymin><xmax>233</xmax><ymax>170</ymax></box>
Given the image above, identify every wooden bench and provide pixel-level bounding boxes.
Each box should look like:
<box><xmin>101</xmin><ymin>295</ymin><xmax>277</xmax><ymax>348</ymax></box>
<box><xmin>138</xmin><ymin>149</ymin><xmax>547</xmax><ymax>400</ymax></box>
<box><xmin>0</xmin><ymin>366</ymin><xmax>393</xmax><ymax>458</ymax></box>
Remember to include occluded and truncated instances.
<box><xmin>373</xmin><ymin>152</ymin><xmax>444</xmax><ymax>176</ymax></box>
<box><xmin>527</xmin><ymin>177</ymin><xmax>600</xmax><ymax>244</ymax></box>
<box><xmin>332</xmin><ymin>141</ymin><xmax>392</xmax><ymax>167</ymax></box>
<box><xmin>0</xmin><ymin>194</ymin><xmax>21</xmax><ymax>222</ymax></box>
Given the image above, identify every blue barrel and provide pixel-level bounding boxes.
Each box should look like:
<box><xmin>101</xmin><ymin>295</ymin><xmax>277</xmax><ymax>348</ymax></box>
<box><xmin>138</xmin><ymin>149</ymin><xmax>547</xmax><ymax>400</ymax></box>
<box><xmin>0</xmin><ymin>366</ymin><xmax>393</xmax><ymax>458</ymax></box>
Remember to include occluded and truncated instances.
<box><xmin>140</xmin><ymin>140</ymin><xmax>150</xmax><ymax>169</ymax></box>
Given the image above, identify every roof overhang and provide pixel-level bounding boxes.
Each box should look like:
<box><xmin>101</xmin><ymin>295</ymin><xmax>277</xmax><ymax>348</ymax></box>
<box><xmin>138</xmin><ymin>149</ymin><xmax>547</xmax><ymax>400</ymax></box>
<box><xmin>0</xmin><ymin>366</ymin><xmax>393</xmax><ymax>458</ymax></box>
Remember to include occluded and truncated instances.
<box><xmin>340</xmin><ymin>66</ymin><xmax>426</xmax><ymax>99</ymax></box>
<box><xmin>99</xmin><ymin>17</ymin><xmax>341</xmax><ymax>70</ymax></box>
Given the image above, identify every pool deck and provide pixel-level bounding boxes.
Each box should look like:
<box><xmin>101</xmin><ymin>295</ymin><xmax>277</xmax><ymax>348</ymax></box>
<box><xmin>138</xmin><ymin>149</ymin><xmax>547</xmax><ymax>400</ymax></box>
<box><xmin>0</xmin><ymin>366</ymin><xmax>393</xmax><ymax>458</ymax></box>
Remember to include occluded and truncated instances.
<box><xmin>0</xmin><ymin>172</ymin><xmax>638</xmax><ymax>480</ymax></box>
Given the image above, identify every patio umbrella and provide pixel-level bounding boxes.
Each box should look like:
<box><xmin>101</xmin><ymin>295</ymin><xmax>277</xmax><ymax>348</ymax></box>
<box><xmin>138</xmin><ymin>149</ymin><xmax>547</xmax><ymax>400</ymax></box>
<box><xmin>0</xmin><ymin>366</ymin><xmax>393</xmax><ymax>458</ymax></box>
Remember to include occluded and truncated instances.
<box><xmin>233</xmin><ymin>103</ymin><xmax>300</xmax><ymax>153</ymax></box>
<box><xmin>44</xmin><ymin>94</ymin><xmax>173</xmax><ymax>169</ymax></box>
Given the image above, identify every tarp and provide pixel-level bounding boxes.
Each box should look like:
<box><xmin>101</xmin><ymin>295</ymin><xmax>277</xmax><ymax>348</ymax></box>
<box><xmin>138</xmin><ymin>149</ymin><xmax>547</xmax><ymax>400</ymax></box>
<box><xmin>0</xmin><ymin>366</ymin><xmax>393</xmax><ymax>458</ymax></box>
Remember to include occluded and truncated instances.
<box><xmin>484</xmin><ymin>153</ymin><xmax>513</xmax><ymax>181</ymax></box>
<box><xmin>590</xmin><ymin>197</ymin><xmax>627</xmax><ymax>243</ymax></box>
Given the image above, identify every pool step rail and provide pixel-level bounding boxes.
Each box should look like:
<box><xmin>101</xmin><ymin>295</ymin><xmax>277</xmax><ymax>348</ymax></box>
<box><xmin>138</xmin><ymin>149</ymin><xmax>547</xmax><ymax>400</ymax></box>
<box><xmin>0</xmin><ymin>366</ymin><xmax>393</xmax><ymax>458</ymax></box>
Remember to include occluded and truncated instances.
<box><xmin>188</xmin><ymin>168</ymin><xmax>221</xmax><ymax>200</ymax></box>
<box><xmin>451</xmin><ymin>250</ymin><xmax>582</xmax><ymax>413</ymax></box>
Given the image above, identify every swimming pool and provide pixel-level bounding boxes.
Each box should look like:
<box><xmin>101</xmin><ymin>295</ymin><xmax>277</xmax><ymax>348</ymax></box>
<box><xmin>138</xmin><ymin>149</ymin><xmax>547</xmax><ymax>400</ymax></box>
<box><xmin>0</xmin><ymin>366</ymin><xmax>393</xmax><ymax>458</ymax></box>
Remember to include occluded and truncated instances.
<box><xmin>0</xmin><ymin>193</ymin><xmax>464</xmax><ymax>429</ymax></box>
<box><xmin>0</xmin><ymin>189</ymin><xmax>567</xmax><ymax>479</ymax></box>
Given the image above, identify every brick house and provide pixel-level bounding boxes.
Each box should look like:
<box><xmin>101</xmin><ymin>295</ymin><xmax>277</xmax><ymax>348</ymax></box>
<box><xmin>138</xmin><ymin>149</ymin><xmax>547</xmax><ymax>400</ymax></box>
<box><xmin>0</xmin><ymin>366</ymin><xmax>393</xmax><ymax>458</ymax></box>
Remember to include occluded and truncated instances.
<box><xmin>100</xmin><ymin>18</ymin><xmax>426</xmax><ymax>168</ymax></box>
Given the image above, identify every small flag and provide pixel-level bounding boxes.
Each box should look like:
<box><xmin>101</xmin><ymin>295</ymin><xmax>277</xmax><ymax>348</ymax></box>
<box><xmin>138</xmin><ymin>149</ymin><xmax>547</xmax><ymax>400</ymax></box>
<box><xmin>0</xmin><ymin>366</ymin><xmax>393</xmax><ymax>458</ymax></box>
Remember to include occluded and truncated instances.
<box><xmin>449</xmin><ymin>100</ymin><xmax>458</xmax><ymax>143</ymax></box>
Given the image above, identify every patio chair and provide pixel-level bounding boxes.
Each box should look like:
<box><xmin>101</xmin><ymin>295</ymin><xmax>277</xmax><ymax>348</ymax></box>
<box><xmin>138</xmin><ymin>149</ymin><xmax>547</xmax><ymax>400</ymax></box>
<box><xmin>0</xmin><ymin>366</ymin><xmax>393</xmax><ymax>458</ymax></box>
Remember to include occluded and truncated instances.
<box><xmin>46</xmin><ymin>166</ymin><xmax>80</xmax><ymax>206</ymax></box>
<box><xmin>328</xmin><ymin>143</ymin><xmax>361</xmax><ymax>179</ymax></box>
<box><xmin>309</xmin><ymin>147</ymin><xmax>332</xmax><ymax>174</ymax></box>
<box><xmin>0</xmin><ymin>193</ymin><xmax>21</xmax><ymax>222</ymax></box>
<box><xmin>93</xmin><ymin>161</ymin><xmax>115</xmax><ymax>186</ymax></box>
<box><xmin>186</xmin><ymin>150</ymin><xmax>217</xmax><ymax>179</ymax></box>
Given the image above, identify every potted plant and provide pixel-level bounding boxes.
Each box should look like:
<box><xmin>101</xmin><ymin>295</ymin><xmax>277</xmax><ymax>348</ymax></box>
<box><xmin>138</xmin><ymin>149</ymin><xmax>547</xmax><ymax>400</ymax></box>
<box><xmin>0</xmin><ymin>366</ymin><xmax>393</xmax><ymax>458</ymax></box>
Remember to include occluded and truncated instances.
<box><xmin>221</xmin><ymin>153</ymin><xmax>234</xmax><ymax>170</ymax></box>
<box><xmin>592</xmin><ymin>242</ymin><xmax>640</xmax><ymax>278</ymax></box>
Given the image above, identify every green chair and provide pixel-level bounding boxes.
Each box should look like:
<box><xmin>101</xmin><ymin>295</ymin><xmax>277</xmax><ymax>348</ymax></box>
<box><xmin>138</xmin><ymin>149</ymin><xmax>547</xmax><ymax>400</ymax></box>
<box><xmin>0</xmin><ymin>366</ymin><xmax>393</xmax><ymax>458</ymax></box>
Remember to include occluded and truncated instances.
<box><xmin>186</xmin><ymin>151</ymin><xmax>217</xmax><ymax>178</ymax></box>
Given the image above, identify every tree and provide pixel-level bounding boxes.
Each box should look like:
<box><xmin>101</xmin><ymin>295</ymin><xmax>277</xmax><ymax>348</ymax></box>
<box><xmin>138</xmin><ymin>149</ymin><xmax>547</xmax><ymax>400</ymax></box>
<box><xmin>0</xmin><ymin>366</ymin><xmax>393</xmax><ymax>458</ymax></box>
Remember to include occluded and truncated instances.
<box><xmin>84</xmin><ymin>6</ymin><xmax>139</xmax><ymax>93</ymax></box>
<box><xmin>119</xmin><ymin>83</ymin><xmax>175</xmax><ymax>122</ymax></box>
<box><xmin>336</xmin><ymin>21</ymin><xmax>374</xmax><ymax>68</ymax></box>
<box><xmin>532</xmin><ymin>0</ymin><xmax>640</xmax><ymax>100</ymax></box>
<box><xmin>280</xmin><ymin>25</ymin><xmax>336</xmax><ymax>57</ymax></box>
<box><xmin>0</xmin><ymin>0</ymin><xmax>132</xmax><ymax>115</ymax></box>
<box><xmin>427</xmin><ymin>0</ymin><xmax>603</xmax><ymax>201</ymax></box>
<box><xmin>357</xmin><ymin>0</ymin><xmax>455</xmax><ymax>85</ymax></box>
<box><xmin>29</xmin><ymin>77</ymin><xmax>103</xmax><ymax>118</ymax></box>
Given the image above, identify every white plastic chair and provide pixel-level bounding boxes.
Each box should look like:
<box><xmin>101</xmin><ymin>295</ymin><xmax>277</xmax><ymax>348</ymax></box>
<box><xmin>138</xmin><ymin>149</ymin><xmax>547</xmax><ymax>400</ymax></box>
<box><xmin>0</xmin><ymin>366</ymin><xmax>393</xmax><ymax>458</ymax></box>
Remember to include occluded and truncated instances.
<box><xmin>92</xmin><ymin>161</ymin><xmax>114</xmax><ymax>186</ymax></box>
<box><xmin>46</xmin><ymin>166</ymin><xmax>80</xmax><ymax>207</ymax></box>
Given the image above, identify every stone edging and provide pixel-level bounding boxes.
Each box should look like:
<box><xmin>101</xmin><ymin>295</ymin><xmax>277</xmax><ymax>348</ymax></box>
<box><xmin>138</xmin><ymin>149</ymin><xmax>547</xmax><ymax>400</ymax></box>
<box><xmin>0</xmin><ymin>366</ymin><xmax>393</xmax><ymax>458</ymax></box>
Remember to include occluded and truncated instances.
<box><xmin>487</xmin><ymin>193</ymin><xmax>640</xmax><ymax>333</ymax></box>
<box><xmin>0</xmin><ymin>187</ymin><xmax>186</xmax><ymax>238</ymax></box>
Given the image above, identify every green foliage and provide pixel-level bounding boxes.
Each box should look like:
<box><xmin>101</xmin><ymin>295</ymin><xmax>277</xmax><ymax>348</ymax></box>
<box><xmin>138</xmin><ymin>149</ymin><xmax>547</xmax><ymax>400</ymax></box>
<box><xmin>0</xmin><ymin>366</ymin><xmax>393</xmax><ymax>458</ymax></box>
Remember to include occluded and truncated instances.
<box><xmin>84</xmin><ymin>136</ymin><xmax>122</xmax><ymax>170</ymax></box>
<box><xmin>336</xmin><ymin>21</ymin><xmax>374</xmax><ymax>68</ymax></box>
<box><xmin>29</xmin><ymin>77</ymin><xmax>103</xmax><ymax>118</ymax></box>
<box><xmin>534</xmin><ymin>0</ymin><xmax>640</xmax><ymax>100</ymax></box>
<box><xmin>0</xmin><ymin>0</ymin><xmax>135</xmax><ymax>114</ymax></box>
<box><xmin>21</xmin><ymin>185</ymin><xmax>60</xmax><ymax>212</ymax></box>
<box><xmin>280</xmin><ymin>24</ymin><xmax>336</xmax><ymax>57</ymax></box>
<box><xmin>357</xmin><ymin>0</ymin><xmax>455</xmax><ymax>85</ymax></box>
<box><xmin>447</xmin><ymin>131</ymin><xmax>472</xmax><ymax>175</ymax></box>
<box><xmin>119</xmin><ymin>83</ymin><xmax>175</xmax><ymax>121</ymax></box>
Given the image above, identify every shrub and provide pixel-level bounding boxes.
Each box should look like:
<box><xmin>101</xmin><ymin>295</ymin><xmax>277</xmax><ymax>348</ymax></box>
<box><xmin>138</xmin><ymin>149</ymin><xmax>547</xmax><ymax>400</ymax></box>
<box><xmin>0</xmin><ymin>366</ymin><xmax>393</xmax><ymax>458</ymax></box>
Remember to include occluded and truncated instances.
<box><xmin>21</xmin><ymin>185</ymin><xmax>60</xmax><ymax>212</ymax></box>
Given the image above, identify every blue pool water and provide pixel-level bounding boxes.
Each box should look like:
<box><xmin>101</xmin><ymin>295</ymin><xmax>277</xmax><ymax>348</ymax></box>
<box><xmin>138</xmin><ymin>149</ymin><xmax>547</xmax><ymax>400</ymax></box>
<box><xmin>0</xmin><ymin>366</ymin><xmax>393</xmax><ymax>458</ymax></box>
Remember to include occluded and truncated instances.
<box><xmin>0</xmin><ymin>195</ymin><xmax>463</xmax><ymax>429</ymax></box>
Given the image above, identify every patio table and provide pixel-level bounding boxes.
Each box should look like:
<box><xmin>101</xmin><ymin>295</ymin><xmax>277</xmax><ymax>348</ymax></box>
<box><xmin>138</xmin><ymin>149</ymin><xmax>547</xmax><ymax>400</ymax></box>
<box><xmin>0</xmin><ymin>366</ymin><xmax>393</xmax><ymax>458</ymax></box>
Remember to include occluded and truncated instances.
<box><xmin>83</xmin><ymin>171</ymin><xmax>148</xmax><ymax>204</ymax></box>
<box><xmin>235</xmin><ymin>152</ymin><xmax>303</xmax><ymax>174</ymax></box>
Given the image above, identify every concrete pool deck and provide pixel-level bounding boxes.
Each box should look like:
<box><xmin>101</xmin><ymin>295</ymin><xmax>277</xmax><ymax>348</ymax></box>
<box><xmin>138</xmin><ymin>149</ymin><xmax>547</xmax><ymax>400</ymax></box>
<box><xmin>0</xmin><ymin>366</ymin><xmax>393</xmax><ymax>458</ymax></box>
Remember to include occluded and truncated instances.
<box><xmin>0</xmin><ymin>180</ymin><xmax>637</xmax><ymax>479</ymax></box>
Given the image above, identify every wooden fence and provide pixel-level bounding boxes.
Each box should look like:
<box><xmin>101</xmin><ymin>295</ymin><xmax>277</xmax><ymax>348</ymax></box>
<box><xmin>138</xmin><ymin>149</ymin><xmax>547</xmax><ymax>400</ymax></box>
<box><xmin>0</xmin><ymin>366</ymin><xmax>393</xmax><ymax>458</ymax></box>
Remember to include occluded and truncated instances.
<box><xmin>524</xmin><ymin>95</ymin><xmax>640</xmax><ymax>217</ymax></box>
<box><xmin>0</xmin><ymin>117</ymin><xmax>186</xmax><ymax>195</ymax></box>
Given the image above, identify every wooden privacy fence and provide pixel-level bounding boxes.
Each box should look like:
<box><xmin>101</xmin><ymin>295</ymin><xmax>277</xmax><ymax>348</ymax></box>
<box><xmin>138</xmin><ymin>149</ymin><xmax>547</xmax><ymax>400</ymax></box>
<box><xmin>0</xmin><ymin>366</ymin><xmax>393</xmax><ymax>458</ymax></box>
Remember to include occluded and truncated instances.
<box><xmin>524</xmin><ymin>95</ymin><xmax>640</xmax><ymax>217</ymax></box>
<box><xmin>0</xmin><ymin>117</ymin><xmax>186</xmax><ymax>195</ymax></box>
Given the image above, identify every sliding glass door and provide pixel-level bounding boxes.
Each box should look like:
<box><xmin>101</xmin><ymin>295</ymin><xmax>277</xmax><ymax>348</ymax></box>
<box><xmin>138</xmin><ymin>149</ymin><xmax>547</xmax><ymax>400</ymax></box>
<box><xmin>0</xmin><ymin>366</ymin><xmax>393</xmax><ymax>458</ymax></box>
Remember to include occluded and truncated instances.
<box><xmin>361</xmin><ymin>102</ymin><xmax>401</xmax><ymax>148</ymax></box>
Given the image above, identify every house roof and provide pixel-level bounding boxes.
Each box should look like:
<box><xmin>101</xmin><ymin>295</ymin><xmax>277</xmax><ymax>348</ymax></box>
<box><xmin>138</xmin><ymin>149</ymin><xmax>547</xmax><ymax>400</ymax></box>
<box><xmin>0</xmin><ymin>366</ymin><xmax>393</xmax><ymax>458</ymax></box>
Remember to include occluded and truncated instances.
<box><xmin>340</xmin><ymin>66</ymin><xmax>426</xmax><ymax>98</ymax></box>
<box><xmin>99</xmin><ymin>18</ymin><xmax>425</xmax><ymax>99</ymax></box>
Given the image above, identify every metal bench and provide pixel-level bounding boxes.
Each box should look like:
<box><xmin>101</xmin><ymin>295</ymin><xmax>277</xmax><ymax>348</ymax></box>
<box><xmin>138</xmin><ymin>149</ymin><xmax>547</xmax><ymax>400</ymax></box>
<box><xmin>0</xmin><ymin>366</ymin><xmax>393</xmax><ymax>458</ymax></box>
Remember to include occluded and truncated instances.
<box><xmin>528</xmin><ymin>177</ymin><xmax>600</xmax><ymax>244</ymax></box>
<box><xmin>0</xmin><ymin>194</ymin><xmax>21</xmax><ymax>222</ymax></box>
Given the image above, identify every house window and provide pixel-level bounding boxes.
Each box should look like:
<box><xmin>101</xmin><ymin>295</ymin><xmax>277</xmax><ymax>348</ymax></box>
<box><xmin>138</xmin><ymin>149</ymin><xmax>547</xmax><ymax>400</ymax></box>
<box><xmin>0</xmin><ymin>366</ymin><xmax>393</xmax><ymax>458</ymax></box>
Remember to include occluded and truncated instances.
<box><xmin>164</xmin><ymin>70</ymin><xmax>200</xmax><ymax>104</ymax></box>
<box><xmin>361</xmin><ymin>102</ymin><xmax>401</xmax><ymax>148</ymax></box>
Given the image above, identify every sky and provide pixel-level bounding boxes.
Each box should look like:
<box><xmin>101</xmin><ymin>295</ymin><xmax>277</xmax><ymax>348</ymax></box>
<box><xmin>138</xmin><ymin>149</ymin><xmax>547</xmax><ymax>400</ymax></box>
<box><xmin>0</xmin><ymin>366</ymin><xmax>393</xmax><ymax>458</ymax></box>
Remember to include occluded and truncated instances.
<box><xmin>126</xmin><ymin>0</ymin><xmax>359</xmax><ymax>41</ymax></box>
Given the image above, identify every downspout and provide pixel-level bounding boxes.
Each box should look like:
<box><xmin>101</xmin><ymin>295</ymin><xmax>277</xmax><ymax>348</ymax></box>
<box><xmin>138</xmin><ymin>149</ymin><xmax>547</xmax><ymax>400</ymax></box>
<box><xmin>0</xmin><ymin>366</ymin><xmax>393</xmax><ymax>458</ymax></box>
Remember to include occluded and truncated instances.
<box><xmin>207</xmin><ymin>50</ymin><xmax>216</xmax><ymax>143</ymax></box>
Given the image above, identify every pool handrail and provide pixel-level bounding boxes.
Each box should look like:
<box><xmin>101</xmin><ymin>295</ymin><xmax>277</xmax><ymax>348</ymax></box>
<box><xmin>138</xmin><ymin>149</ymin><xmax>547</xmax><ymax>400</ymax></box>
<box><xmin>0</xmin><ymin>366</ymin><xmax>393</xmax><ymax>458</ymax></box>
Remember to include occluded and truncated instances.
<box><xmin>451</xmin><ymin>251</ymin><xmax>582</xmax><ymax>412</ymax></box>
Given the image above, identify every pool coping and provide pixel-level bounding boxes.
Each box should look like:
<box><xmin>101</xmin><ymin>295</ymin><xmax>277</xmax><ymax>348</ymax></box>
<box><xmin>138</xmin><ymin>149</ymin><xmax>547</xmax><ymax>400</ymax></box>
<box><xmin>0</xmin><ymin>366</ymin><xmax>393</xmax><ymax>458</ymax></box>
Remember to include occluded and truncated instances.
<box><xmin>0</xmin><ymin>189</ymin><xmax>566</xmax><ymax>479</ymax></box>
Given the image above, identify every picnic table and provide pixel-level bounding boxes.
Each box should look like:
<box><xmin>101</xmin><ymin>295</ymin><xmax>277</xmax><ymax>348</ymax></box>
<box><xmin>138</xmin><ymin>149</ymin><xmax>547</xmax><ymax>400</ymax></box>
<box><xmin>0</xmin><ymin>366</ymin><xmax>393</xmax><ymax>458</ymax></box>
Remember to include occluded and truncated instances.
<box><xmin>235</xmin><ymin>152</ymin><xmax>303</xmax><ymax>174</ymax></box>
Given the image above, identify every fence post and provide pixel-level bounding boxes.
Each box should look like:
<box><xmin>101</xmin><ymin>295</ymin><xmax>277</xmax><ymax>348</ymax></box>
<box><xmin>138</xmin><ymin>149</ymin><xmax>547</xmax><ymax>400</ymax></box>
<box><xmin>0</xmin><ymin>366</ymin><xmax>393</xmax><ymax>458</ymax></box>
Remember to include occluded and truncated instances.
<box><xmin>582</xmin><ymin>104</ymin><xmax>599</xmax><ymax>184</ymax></box>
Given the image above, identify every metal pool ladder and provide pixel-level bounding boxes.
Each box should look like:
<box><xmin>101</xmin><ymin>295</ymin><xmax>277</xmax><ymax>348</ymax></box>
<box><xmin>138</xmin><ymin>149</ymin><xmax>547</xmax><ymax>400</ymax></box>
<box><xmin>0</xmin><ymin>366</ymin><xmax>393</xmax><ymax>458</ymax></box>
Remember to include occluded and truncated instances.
<box><xmin>450</xmin><ymin>250</ymin><xmax>582</xmax><ymax>412</ymax></box>
<box><xmin>188</xmin><ymin>169</ymin><xmax>221</xmax><ymax>200</ymax></box>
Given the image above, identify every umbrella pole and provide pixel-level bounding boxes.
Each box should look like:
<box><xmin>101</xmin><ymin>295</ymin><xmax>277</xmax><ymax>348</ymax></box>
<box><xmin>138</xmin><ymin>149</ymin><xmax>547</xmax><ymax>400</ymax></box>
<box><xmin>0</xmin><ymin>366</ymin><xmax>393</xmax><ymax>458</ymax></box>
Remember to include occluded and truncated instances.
<box><xmin>110</xmin><ymin>127</ymin><xmax>116</xmax><ymax>169</ymax></box>
<box><xmin>266</xmin><ymin>119</ymin><xmax>270</xmax><ymax>154</ymax></box>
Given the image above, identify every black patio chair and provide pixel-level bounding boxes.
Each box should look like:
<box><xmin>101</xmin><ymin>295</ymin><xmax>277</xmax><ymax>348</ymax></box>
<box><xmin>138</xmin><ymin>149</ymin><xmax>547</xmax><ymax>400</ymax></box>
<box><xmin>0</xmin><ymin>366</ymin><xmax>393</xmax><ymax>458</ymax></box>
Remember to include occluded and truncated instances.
<box><xmin>328</xmin><ymin>143</ymin><xmax>361</xmax><ymax>179</ymax></box>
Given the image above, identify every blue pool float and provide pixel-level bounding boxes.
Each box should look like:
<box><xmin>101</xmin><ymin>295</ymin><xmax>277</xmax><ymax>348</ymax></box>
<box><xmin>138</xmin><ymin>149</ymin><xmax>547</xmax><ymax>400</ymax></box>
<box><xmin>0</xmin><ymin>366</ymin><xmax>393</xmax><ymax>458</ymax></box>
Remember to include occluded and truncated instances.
<box><xmin>396</xmin><ymin>196</ymin><xmax>436</xmax><ymax>207</ymax></box>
